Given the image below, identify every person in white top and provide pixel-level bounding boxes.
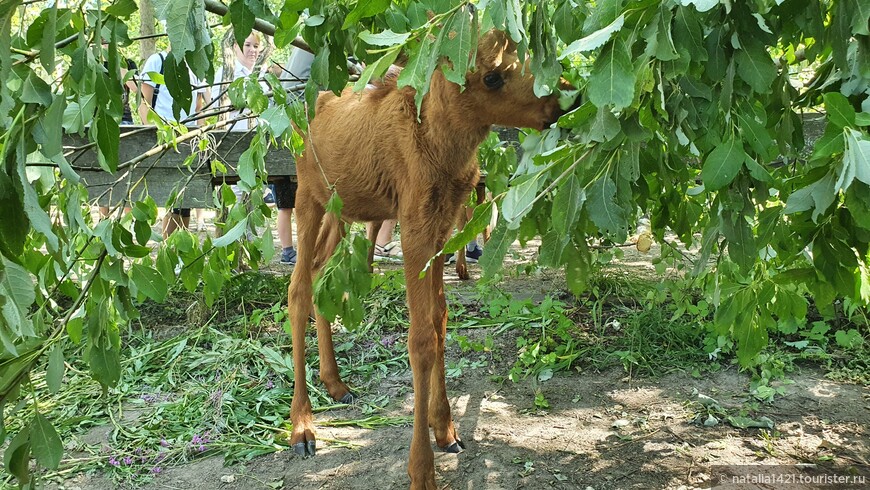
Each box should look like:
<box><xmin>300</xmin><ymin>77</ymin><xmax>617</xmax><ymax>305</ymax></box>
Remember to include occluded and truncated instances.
<box><xmin>138</xmin><ymin>50</ymin><xmax>207</xmax><ymax>126</ymax></box>
<box><xmin>213</xmin><ymin>31</ymin><xmax>270</xmax><ymax>132</ymax></box>
<box><xmin>138</xmin><ymin>47</ymin><xmax>210</xmax><ymax>238</ymax></box>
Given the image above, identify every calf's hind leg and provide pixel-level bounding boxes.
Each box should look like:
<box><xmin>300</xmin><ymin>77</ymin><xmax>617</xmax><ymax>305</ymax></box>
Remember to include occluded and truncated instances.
<box><xmin>312</xmin><ymin>214</ymin><xmax>355</xmax><ymax>404</ymax></box>
<box><xmin>428</xmin><ymin>243</ymin><xmax>464</xmax><ymax>452</ymax></box>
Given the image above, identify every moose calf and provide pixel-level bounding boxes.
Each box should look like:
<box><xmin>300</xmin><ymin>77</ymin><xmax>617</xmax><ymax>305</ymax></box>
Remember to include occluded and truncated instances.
<box><xmin>287</xmin><ymin>29</ymin><xmax>569</xmax><ymax>489</ymax></box>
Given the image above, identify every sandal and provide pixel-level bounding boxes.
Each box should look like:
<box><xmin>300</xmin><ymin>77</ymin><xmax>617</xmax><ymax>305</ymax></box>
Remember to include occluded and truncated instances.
<box><xmin>374</xmin><ymin>242</ymin><xmax>403</xmax><ymax>262</ymax></box>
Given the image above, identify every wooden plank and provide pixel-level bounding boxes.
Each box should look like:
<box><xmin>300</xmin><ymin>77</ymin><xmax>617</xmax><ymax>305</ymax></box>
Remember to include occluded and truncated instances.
<box><xmin>66</xmin><ymin>125</ymin><xmax>517</xmax><ymax>207</ymax></box>
<box><xmin>66</xmin><ymin>126</ymin><xmax>296</xmax><ymax>206</ymax></box>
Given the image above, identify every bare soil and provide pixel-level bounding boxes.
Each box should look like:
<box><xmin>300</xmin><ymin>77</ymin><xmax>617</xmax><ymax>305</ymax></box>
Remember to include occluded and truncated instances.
<box><xmin>53</xmin><ymin>230</ymin><xmax>869</xmax><ymax>490</ymax></box>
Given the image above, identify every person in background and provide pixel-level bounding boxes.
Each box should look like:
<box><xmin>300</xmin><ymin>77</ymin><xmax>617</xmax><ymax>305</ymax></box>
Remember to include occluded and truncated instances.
<box><xmin>369</xmin><ymin>219</ymin><xmax>402</xmax><ymax>262</ymax></box>
<box><xmin>138</xmin><ymin>45</ymin><xmax>209</xmax><ymax>238</ymax></box>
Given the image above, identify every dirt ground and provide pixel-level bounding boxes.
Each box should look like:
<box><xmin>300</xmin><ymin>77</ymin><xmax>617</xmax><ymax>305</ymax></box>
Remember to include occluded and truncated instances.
<box><xmin>51</xmin><ymin>226</ymin><xmax>869</xmax><ymax>490</ymax></box>
<box><xmin>56</xmin><ymin>365</ymin><xmax>869</xmax><ymax>489</ymax></box>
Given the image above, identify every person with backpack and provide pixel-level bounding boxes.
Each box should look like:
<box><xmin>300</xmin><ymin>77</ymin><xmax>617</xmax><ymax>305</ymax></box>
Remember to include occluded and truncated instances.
<box><xmin>138</xmin><ymin>48</ymin><xmax>209</xmax><ymax>238</ymax></box>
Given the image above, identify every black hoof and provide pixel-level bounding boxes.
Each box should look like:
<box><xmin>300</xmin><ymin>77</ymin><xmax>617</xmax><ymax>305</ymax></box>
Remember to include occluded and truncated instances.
<box><xmin>293</xmin><ymin>442</ymin><xmax>306</xmax><ymax>456</ymax></box>
<box><xmin>442</xmin><ymin>440</ymin><xmax>465</xmax><ymax>453</ymax></box>
<box><xmin>293</xmin><ymin>441</ymin><xmax>316</xmax><ymax>457</ymax></box>
<box><xmin>339</xmin><ymin>392</ymin><xmax>356</xmax><ymax>404</ymax></box>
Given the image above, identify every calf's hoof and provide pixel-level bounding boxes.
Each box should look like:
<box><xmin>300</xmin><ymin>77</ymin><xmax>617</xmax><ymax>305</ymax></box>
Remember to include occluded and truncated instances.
<box><xmin>339</xmin><ymin>391</ymin><xmax>356</xmax><ymax>404</ymax></box>
<box><xmin>293</xmin><ymin>440</ymin><xmax>317</xmax><ymax>457</ymax></box>
<box><xmin>440</xmin><ymin>439</ymin><xmax>466</xmax><ymax>453</ymax></box>
<box><xmin>455</xmin><ymin>263</ymin><xmax>469</xmax><ymax>280</ymax></box>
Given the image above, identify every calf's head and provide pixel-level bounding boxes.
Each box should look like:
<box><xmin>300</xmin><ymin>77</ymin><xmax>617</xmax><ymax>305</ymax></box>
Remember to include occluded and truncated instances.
<box><xmin>459</xmin><ymin>30</ymin><xmax>568</xmax><ymax>131</ymax></box>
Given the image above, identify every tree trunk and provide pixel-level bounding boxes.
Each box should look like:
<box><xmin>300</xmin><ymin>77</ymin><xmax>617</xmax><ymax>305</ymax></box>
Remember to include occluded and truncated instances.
<box><xmin>139</xmin><ymin>0</ymin><xmax>156</xmax><ymax>61</ymax></box>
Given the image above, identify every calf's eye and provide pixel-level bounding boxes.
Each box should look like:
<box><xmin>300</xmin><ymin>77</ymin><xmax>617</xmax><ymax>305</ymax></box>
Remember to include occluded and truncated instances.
<box><xmin>483</xmin><ymin>72</ymin><xmax>504</xmax><ymax>89</ymax></box>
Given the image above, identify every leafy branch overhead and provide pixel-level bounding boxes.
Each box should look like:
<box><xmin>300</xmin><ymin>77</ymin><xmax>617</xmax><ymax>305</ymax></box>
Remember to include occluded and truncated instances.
<box><xmin>0</xmin><ymin>0</ymin><xmax>869</xmax><ymax>486</ymax></box>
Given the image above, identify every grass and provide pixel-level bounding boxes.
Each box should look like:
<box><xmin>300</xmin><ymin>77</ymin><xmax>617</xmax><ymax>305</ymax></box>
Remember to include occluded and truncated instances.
<box><xmin>4</xmin><ymin>262</ymin><xmax>868</xmax><ymax>487</ymax></box>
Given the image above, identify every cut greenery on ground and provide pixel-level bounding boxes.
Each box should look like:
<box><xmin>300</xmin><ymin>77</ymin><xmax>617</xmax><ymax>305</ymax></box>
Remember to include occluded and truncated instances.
<box><xmin>3</xmin><ymin>257</ymin><xmax>867</xmax><ymax>488</ymax></box>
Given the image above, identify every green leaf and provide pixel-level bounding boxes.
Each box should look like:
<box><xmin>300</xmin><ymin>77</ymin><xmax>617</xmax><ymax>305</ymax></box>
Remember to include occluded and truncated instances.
<box><xmin>440</xmin><ymin>8</ymin><xmax>474</xmax><ymax>86</ymax></box>
<box><xmin>560</xmin><ymin>14</ymin><xmax>624</xmax><ymax>59</ymax></box>
<box><xmin>39</xmin><ymin>6</ymin><xmax>56</xmax><ymax>73</ymax></box>
<box><xmin>66</xmin><ymin>317</ymin><xmax>83</xmax><ymax>344</ymax></box>
<box><xmin>33</xmin><ymin>94</ymin><xmax>65</xmax><ymax>158</ymax></box>
<box><xmin>835</xmin><ymin>329</ymin><xmax>864</xmax><ymax>349</ymax></box>
<box><xmin>134</xmin><ymin>219</ymin><xmax>152</xmax><ymax>245</ymax></box>
<box><xmin>46</xmin><ymin>344</ymin><xmax>64</xmax><ymax>393</ymax></box>
<box><xmin>260</xmin><ymin>106</ymin><xmax>291</xmax><ymax>137</ymax></box>
<box><xmin>588</xmin><ymin>106</ymin><xmax>621</xmax><ymax>142</ymax></box>
<box><xmin>353</xmin><ymin>48</ymin><xmax>400</xmax><ymax>92</ymax></box>
<box><xmin>88</xmin><ymin>342</ymin><xmax>121</xmax><ymax>388</ymax></box>
<box><xmin>654</xmin><ymin>6</ymin><xmax>679</xmax><ymax>62</ymax></box>
<box><xmin>157</xmin><ymin>0</ymin><xmax>209</xmax><ymax>70</ymax></box>
<box><xmin>3</xmin><ymin>425</ymin><xmax>31</xmax><ymax>484</ymax></box>
<box><xmin>31</xmin><ymin>412</ymin><xmax>63</xmax><ymax>470</ymax></box>
<box><xmin>737</xmin><ymin>113</ymin><xmax>773</xmax><ymax>158</ymax></box>
<box><xmin>701</xmin><ymin>137</ymin><xmax>746</xmax><ymax>191</ymax></box>
<box><xmin>811</xmin><ymin>129</ymin><xmax>845</xmax><ymax>161</ymax></box>
<box><xmin>342</xmin><ymin>0</ymin><xmax>391</xmax><ymax>30</ymax></box>
<box><xmin>237</xmin><ymin>147</ymin><xmax>257</xmax><ymax>190</ymax></box>
<box><xmin>106</xmin><ymin>0</ymin><xmax>138</xmax><ymax>17</ymax></box>
<box><xmin>553</xmin><ymin>0</ymin><xmax>576</xmax><ymax>44</ymax></box>
<box><xmin>130</xmin><ymin>264</ymin><xmax>168</xmax><ymax>302</ymax></box>
<box><xmin>502</xmin><ymin>174</ymin><xmax>543</xmax><ymax>229</ymax></box>
<box><xmin>736</xmin><ymin>317</ymin><xmax>768</xmax><ymax>368</ymax></box>
<box><xmin>163</xmin><ymin>51</ymin><xmax>192</xmax><ymax>121</ymax></box>
<box><xmin>676</xmin><ymin>0</ymin><xmax>719</xmax><ymax>13</ymax></box>
<box><xmin>721</xmin><ymin>209</ymin><xmax>756</xmax><ymax>272</ymax></box>
<box><xmin>213</xmin><ymin>217</ymin><xmax>249</xmax><ymax>247</ymax></box>
<box><xmin>586</xmin><ymin>176</ymin><xmax>627</xmax><ymax>242</ymax></box>
<box><xmin>0</xmin><ymin>257</ymin><xmax>36</xmax><ymax>347</ymax></box>
<box><xmin>443</xmin><ymin>201</ymin><xmax>494</xmax><ymax>254</ymax></box>
<box><xmin>16</xmin><ymin>147</ymin><xmax>59</xmax><ymax>253</ymax></box>
<box><xmin>673</xmin><ymin>5</ymin><xmax>707</xmax><ymax>63</ymax></box>
<box><xmin>96</xmin><ymin>112</ymin><xmax>120</xmax><ymax>173</ymax></box>
<box><xmin>844</xmin><ymin>128</ymin><xmax>870</xmax><ymax>186</ymax></box>
<box><xmin>229</xmin><ymin>0</ymin><xmax>256</xmax><ymax>49</ymax></box>
<box><xmin>735</xmin><ymin>42</ymin><xmax>777</xmax><ymax>94</ymax></box>
<box><xmin>480</xmin><ymin>218</ymin><xmax>519</xmax><ymax>280</ymax></box>
<box><xmin>397</xmin><ymin>39</ymin><xmax>438</xmax><ymax>114</ymax></box>
<box><xmin>587</xmin><ymin>38</ymin><xmax>635</xmax><ymax>110</ymax></box>
<box><xmin>552</xmin><ymin>173</ymin><xmax>586</xmax><ymax>234</ymax></box>
<box><xmin>21</xmin><ymin>69</ymin><xmax>52</xmax><ymax>106</ymax></box>
<box><xmin>851</xmin><ymin>0</ymin><xmax>870</xmax><ymax>35</ymax></box>
<box><xmin>358</xmin><ymin>29</ymin><xmax>410</xmax><ymax>46</ymax></box>
<box><xmin>824</xmin><ymin>92</ymin><xmax>856</xmax><ymax>128</ymax></box>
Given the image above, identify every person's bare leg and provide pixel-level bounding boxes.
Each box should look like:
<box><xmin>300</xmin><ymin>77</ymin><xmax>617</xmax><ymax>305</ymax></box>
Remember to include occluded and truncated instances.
<box><xmin>377</xmin><ymin>219</ymin><xmax>397</xmax><ymax>247</ymax></box>
<box><xmin>162</xmin><ymin>212</ymin><xmax>190</xmax><ymax>238</ymax></box>
<box><xmin>277</xmin><ymin>208</ymin><xmax>294</xmax><ymax>249</ymax></box>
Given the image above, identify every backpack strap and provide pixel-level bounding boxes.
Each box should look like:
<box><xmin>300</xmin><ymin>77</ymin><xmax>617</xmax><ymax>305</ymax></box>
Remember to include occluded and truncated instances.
<box><xmin>151</xmin><ymin>53</ymin><xmax>166</xmax><ymax>108</ymax></box>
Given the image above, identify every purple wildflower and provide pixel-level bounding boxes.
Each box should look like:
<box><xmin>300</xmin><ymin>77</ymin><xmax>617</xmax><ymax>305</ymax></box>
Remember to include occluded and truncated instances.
<box><xmin>265</xmin><ymin>378</ymin><xmax>274</xmax><ymax>389</ymax></box>
<box><xmin>156</xmin><ymin>452</ymin><xmax>167</xmax><ymax>462</ymax></box>
<box><xmin>160</xmin><ymin>438</ymin><xmax>169</xmax><ymax>447</ymax></box>
<box><xmin>381</xmin><ymin>334</ymin><xmax>398</xmax><ymax>348</ymax></box>
<box><xmin>152</xmin><ymin>466</ymin><xmax>162</xmax><ymax>474</ymax></box>
<box><xmin>109</xmin><ymin>456</ymin><xmax>120</xmax><ymax>467</ymax></box>
<box><xmin>123</xmin><ymin>456</ymin><xmax>133</xmax><ymax>465</ymax></box>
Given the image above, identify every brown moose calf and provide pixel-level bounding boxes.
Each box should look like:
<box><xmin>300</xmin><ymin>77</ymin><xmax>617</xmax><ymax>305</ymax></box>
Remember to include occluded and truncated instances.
<box><xmin>287</xmin><ymin>29</ymin><xmax>569</xmax><ymax>489</ymax></box>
